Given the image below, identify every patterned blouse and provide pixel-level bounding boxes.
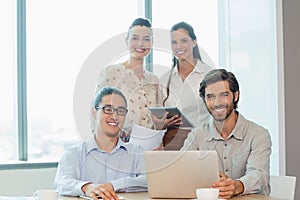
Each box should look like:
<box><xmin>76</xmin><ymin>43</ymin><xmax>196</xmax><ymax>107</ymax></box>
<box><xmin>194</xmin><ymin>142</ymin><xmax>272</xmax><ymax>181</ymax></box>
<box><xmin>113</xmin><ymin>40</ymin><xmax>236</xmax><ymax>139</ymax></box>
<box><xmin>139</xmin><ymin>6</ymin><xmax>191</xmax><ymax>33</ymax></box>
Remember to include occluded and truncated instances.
<box><xmin>96</xmin><ymin>63</ymin><xmax>161</xmax><ymax>129</ymax></box>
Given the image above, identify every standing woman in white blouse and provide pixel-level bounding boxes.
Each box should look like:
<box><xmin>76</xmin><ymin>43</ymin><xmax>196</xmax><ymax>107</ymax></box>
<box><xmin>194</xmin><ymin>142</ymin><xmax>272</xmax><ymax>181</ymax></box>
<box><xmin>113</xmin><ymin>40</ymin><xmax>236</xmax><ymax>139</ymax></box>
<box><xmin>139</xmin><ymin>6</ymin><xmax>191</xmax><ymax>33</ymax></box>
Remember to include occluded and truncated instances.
<box><xmin>159</xmin><ymin>22</ymin><xmax>213</xmax><ymax>148</ymax></box>
<box><xmin>96</xmin><ymin>18</ymin><xmax>161</xmax><ymax>142</ymax></box>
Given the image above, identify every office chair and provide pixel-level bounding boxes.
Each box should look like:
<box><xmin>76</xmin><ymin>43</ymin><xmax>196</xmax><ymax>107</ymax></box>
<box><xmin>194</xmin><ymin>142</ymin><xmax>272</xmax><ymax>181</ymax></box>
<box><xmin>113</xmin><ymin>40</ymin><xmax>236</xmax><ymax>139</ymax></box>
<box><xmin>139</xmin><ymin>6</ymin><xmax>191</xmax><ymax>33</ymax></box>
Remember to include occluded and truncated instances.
<box><xmin>269</xmin><ymin>175</ymin><xmax>297</xmax><ymax>200</ymax></box>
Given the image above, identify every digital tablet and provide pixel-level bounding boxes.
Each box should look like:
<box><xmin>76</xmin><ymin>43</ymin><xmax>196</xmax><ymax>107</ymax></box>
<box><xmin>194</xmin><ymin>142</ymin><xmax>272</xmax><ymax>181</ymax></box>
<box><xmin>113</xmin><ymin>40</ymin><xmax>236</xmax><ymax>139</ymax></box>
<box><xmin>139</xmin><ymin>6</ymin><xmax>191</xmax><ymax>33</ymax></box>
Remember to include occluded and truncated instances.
<box><xmin>148</xmin><ymin>107</ymin><xmax>194</xmax><ymax>128</ymax></box>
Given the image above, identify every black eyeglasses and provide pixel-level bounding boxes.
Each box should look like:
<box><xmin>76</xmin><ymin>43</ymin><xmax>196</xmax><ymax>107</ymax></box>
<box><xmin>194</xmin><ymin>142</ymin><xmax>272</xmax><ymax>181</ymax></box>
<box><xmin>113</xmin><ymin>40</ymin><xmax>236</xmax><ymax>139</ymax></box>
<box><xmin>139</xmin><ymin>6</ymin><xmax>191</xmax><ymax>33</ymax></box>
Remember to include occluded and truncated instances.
<box><xmin>96</xmin><ymin>105</ymin><xmax>128</xmax><ymax>116</ymax></box>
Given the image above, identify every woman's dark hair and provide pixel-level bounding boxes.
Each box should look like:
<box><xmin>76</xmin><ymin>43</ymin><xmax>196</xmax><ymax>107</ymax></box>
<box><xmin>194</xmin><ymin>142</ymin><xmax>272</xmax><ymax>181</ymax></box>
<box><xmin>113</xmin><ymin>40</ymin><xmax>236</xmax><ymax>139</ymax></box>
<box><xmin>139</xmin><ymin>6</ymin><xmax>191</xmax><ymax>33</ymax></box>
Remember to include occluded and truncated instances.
<box><xmin>126</xmin><ymin>17</ymin><xmax>152</xmax><ymax>39</ymax></box>
<box><xmin>163</xmin><ymin>22</ymin><xmax>203</xmax><ymax>105</ymax></box>
<box><xmin>199</xmin><ymin>69</ymin><xmax>240</xmax><ymax>109</ymax></box>
<box><xmin>94</xmin><ymin>86</ymin><xmax>127</xmax><ymax>109</ymax></box>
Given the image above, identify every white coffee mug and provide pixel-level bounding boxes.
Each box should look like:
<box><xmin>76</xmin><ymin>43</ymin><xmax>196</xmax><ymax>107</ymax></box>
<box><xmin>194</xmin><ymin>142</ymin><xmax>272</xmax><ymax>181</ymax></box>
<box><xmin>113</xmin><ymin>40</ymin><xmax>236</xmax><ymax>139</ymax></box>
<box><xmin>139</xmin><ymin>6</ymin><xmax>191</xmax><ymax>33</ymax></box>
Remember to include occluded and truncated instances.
<box><xmin>34</xmin><ymin>189</ymin><xmax>58</xmax><ymax>200</ymax></box>
<box><xmin>196</xmin><ymin>188</ymin><xmax>219</xmax><ymax>200</ymax></box>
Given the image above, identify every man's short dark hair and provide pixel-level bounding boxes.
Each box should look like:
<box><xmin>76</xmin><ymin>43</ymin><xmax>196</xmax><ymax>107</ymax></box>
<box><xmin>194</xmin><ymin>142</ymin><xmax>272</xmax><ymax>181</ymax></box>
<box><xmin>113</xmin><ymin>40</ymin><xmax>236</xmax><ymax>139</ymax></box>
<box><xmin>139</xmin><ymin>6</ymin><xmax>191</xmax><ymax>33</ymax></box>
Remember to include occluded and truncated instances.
<box><xmin>94</xmin><ymin>86</ymin><xmax>127</xmax><ymax>109</ymax></box>
<box><xmin>199</xmin><ymin>69</ymin><xmax>240</xmax><ymax>109</ymax></box>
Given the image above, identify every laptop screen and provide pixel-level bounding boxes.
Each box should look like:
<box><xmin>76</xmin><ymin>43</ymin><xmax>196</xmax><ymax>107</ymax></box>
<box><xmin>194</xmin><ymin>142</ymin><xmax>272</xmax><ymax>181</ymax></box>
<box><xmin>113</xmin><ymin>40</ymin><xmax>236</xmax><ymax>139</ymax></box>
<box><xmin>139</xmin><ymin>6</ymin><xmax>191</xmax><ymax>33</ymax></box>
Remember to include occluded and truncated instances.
<box><xmin>144</xmin><ymin>150</ymin><xmax>219</xmax><ymax>199</ymax></box>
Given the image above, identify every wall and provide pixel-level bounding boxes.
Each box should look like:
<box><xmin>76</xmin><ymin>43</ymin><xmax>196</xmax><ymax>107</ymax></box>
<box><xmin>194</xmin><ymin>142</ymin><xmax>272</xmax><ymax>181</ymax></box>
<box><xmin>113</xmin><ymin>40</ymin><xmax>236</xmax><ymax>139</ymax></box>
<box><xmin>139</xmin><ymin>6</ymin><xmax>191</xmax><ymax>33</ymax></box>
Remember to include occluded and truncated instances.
<box><xmin>282</xmin><ymin>0</ymin><xmax>300</xmax><ymax>199</ymax></box>
<box><xmin>0</xmin><ymin>168</ymin><xmax>57</xmax><ymax>196</ymax></box>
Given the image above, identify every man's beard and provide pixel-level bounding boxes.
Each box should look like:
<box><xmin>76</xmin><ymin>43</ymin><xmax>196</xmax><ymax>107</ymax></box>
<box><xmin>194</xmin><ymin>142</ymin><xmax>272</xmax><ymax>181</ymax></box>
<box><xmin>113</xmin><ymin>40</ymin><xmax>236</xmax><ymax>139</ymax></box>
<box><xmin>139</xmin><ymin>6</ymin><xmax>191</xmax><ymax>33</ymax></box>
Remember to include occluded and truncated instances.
<box><xmin>207</xmin><ymin>100</ymin><xmax>235</xmax><ymax>122</ymax></box>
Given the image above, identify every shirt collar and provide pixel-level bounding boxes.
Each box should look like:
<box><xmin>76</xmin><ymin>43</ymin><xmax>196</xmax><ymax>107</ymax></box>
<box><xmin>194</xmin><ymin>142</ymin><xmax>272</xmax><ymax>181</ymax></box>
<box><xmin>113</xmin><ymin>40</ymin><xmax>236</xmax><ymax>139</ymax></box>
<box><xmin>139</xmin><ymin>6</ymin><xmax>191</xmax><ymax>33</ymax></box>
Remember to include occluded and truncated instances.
<box><xmin>122</xmin><ymin>63</ymin><xmax>146</xmax><ymax>80</ymax></box>
<box><xmin>172</xmin><ymin>59</ymin><xmax>211</xmax><ymax>75</ymax></box>
<box><xmin>86</xmin><ymin>134</ymin><xmax>128</xmax><ymax>154</ymax></box>
<box><xmin>230</xmin><ymin>112</ymin><xmax>246</xmax><ymax>140</ymax></box>
<box><xmin>206</xmin><ymin>111</ymin><xmax>245</xmax><ymax>141</ymax></box>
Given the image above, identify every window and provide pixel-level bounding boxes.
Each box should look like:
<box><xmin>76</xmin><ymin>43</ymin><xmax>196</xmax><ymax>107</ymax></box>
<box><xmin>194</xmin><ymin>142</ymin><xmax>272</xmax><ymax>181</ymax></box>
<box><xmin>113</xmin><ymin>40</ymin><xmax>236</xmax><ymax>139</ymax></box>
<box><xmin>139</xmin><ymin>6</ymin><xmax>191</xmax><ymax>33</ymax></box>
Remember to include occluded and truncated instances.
<box><xmin>0</xmin><ymin>0</ymin><xmax>139</xmax><ymax>163</ymax></box>
<box><xmin>225</xmin><ymin>0</ymin><xmax>279</xmax><ymax>175</ymax></box>
<box><xmin>0</xmin><ymin>0</ymin><xmax>18</xmax><ymax>161</ymax></box>
<box><xmin>152</xmin><ymin>0</ymin><xmax>280</xmax><ymax>175</ymax></box>
<box><xmin>152</xmin><ymin>0</ymin><xmax>218</xmax><ymax>76</ymax></box>
<box><xmin>26</xmin><ymin>0</ymin><xmax>139</xmax><ymax>161</ymax></box>
<box><xmin>1</xmin><ymin>1</ymin><xmax>282</xmax><ymax>176</ymax></box>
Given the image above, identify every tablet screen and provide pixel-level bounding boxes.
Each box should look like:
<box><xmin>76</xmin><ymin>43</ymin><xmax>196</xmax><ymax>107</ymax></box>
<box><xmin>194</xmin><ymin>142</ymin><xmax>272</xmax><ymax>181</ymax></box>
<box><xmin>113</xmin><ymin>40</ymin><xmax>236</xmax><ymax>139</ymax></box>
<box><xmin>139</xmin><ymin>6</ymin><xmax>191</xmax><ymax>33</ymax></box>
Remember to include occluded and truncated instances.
<box><xmin>148</xmin><ymin>107</ymin><xmax>194</xmax><ymax>128</ymax></box>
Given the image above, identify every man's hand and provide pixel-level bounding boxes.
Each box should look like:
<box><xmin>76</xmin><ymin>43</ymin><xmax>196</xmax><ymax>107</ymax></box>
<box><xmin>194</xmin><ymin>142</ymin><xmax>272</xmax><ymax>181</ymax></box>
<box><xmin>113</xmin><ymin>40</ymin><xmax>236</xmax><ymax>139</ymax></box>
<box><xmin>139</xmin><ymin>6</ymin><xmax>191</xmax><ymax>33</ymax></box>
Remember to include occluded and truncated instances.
<box><xmin>82</xmin><ymin>182</ymin><xmax>119</xmax><ymax>200</ymax></box>
<box><xmin>212</xmin><ymin>172</ymin><xmax>244</xmax><ymax>199</ymax></box>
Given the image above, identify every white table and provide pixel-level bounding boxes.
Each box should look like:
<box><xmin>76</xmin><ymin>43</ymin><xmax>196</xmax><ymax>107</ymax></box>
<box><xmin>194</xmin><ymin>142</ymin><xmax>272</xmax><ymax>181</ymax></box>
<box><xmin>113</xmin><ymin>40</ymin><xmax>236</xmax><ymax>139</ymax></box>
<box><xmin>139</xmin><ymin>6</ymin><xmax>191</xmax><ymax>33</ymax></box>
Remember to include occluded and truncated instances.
<box><xmin>57</xmin><ymin>192</ymin><xmax>284</xmax><ymax>200</ymax></box>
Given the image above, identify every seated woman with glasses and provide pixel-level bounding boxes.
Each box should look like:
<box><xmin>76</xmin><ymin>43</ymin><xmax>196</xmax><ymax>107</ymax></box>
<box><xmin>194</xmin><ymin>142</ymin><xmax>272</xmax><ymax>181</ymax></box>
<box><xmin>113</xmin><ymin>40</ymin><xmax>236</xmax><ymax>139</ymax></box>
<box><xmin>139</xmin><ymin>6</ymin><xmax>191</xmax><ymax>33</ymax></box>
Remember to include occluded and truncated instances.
<box><xmin>54</xmin><ymin>86</ymin><xmax>147</xmax><ymax>200</ymax></box>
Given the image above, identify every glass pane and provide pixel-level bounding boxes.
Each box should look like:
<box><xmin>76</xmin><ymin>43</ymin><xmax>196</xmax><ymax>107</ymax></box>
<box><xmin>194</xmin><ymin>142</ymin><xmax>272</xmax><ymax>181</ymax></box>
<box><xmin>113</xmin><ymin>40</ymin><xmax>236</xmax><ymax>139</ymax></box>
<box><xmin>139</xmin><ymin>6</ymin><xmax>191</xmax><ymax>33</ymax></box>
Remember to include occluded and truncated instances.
<box><xmin>0</xmin><ymin>1</ymin><xmax>18</xmax><ymax>162</ymax></box>
<box><xmin>26</xmin><ymin>0</ymin><xmax>139</xmax><ymax>161</ymax></box>
<box><xmin>152</xmin><ymin>0</ymin><xmax>279</xmax><ymax>174</ymax></box>
<box><xmin>228</xmin><ymin>0</ymin><xmax>279</xmax><ymax>174</ymax></box>
<box><xmin>152</xmin><ymin>0</ymin><xmax>218</xmax><ymax>77</ymax></box>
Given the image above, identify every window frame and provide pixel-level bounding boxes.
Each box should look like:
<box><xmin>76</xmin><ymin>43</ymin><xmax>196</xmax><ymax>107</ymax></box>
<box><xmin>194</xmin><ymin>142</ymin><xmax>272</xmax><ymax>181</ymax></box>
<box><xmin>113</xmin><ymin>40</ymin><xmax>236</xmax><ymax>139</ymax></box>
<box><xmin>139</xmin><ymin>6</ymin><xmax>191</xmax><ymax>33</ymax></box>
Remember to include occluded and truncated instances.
<box><xmin>17</xmin><ymin>0</ymin><xmax>28</xmax><ymax>162</ymax></box>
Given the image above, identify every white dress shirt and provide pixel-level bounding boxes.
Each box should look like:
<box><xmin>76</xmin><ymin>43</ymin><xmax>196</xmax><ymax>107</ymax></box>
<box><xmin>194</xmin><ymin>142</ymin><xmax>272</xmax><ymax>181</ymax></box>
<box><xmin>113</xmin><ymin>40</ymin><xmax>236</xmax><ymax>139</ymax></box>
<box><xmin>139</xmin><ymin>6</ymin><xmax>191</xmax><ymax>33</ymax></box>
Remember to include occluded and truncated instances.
<box><xmin>160</xmin><ymin>60</ymin><xmax>213</xmax><ymax>127</ymax></box>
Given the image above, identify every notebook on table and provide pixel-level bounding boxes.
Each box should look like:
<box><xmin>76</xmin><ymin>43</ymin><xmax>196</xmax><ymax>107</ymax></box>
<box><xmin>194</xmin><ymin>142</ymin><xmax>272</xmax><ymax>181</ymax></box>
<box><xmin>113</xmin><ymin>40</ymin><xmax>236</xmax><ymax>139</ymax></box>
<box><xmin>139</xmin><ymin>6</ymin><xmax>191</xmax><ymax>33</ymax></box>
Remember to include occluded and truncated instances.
<box><xmin>144</xmin><ymin>150</ymin><xmax>219</xmax><ymax>199</ymax></box>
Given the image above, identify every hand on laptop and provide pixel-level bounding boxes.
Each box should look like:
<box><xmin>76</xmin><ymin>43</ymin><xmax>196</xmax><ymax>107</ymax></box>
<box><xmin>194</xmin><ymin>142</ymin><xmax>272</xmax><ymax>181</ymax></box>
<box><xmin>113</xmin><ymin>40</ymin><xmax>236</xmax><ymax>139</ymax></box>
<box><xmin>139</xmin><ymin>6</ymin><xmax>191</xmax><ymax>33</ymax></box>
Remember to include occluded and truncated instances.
<box><xmin>82</xmin><ymin>182</ymin><xmax>119</xmax><ymax>200</ymax></box>
<box><xmin>212</xmin><ymin>172</ymin><xmax>244</xmax><ymax>199</ymax></box>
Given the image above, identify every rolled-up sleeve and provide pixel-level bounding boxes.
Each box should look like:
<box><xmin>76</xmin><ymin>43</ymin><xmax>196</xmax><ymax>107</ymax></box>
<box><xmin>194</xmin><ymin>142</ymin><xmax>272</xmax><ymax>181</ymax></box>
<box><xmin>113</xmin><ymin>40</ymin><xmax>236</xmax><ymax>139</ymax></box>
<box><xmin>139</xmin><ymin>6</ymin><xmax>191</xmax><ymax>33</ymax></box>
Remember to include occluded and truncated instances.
<box><xmin>111</xmin><ymin>175</ymin><xmax>147</xmax><ymax>192</ymax></box>
<box><xmin>239</xmin><ymin>129</ymin><xmax>272</xmax><ymax>195</ymax></box>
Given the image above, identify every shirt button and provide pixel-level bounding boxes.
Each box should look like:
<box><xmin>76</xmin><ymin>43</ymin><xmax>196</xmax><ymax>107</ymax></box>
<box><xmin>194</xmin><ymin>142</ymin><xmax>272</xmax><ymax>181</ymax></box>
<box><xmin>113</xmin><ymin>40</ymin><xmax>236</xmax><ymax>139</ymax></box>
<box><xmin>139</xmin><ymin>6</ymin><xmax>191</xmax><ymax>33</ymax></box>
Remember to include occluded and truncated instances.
<box><xmin>225</xmin><ymin>169</ymin><xmax>229</xmax><ymax>172</ymax></box>
<box><xmin>224</xmin><ymin>143</ymin><xmax>227</xmax><ymax>147</ymax></box>
<box><xmin>224</xmin><ymin>156</ymin><xmax>227</xmax><ymax>159</ymax></box>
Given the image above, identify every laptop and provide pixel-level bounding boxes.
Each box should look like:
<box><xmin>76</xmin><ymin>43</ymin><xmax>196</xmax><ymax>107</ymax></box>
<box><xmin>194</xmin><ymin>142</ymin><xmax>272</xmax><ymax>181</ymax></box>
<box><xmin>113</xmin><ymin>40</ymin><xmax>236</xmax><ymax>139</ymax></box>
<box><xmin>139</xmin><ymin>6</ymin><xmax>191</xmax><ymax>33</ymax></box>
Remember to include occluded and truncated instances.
<box><xmin>144</xmin><ymin>150</ymin><xmax>219</xmax><ymax>199</ymax></box>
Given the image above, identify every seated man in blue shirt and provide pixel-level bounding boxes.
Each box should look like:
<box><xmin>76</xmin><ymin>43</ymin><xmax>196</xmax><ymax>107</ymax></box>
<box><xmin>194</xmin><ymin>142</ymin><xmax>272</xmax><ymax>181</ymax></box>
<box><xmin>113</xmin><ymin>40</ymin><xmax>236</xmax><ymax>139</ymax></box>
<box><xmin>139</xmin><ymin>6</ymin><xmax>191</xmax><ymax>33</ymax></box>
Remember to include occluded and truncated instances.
<box><xmin>54</xmin><ymin>86</ymin><xmax>147</xmax><ymax>200</ymax></box>
<box><xmin>181</xmin><ymin>69</ymin><xmax>272</xmax><ymax>199</ymax></box>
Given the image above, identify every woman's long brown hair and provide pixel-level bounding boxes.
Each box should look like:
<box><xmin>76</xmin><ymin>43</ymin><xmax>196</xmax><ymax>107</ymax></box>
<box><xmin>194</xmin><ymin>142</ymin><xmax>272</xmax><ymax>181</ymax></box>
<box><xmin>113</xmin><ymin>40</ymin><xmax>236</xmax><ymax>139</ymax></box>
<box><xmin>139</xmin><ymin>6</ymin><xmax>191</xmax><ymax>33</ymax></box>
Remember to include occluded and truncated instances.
<box><xmin>162</xmin><ymin>22</ymin><xmax>204</xmax><ymax>106</ymax></box>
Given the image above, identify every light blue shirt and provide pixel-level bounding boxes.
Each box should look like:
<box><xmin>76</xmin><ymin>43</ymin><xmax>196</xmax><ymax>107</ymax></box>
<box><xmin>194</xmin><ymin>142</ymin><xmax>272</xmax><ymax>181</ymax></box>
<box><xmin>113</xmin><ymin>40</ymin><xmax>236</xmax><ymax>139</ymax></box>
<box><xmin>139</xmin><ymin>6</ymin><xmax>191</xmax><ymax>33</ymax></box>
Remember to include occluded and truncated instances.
<box><xmin>54</xmin><ymin>135</ymin><xmax>147</xmax><ymax>196</ymax></box>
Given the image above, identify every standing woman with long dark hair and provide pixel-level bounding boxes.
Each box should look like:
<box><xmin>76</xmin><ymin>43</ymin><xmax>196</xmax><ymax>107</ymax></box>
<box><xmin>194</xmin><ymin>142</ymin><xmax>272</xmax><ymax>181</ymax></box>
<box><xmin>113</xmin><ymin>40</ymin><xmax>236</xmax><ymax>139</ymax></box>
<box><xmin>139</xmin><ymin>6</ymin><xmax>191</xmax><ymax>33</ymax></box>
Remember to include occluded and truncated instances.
<box><xmin>159</xmin><ymin>22</ymin><xmax>213</xmax><ymax>149</ymax></box>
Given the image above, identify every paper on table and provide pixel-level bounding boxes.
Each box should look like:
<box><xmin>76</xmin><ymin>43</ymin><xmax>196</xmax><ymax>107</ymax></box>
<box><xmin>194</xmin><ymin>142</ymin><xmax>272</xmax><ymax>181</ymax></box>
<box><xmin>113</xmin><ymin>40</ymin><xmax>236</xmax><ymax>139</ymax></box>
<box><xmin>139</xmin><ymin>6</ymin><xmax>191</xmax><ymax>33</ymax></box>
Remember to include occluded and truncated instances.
<box><xmin>80</xmin><ymin>195</ymin><xmax>125</xmax><ymax>199</ymax></box>
<box><xmin>129</xmin><ymin>124</ymin><xmax>165</xmax><ymax>150</ymax></box>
